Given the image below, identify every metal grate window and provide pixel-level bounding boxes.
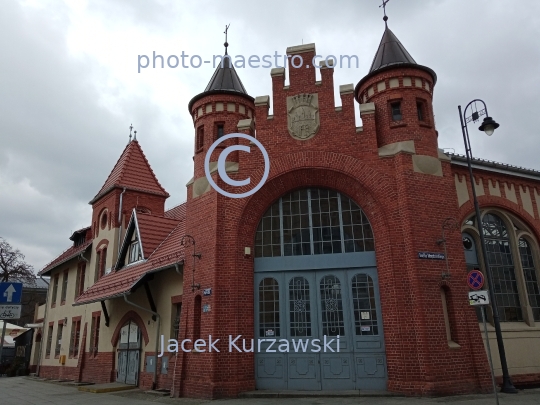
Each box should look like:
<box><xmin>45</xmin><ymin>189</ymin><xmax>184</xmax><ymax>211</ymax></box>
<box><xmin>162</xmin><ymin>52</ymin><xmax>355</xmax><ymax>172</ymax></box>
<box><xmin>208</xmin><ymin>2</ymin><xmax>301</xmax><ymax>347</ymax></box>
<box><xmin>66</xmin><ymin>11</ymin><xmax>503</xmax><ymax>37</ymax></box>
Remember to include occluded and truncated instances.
<box><xmin>320</xmin><ymin>275</ymin><xmax>345</xmax><ymax>336</ymax></box>
<box><xmin>255</xmin><ymin>188</ymin><xmax>374</xmax><ymax>257</ymax></box>
<box><xmin>283</xmin><ymin>190</ymin><xmax>311</xmax><ymax>256</ymax></box>
<box><xmin>259</xmin><ymin>278</ymin><xmax>280</xmax><ymax>337</ymax></box>
<box><xmin>519</xmin><ymin>238</ymin><xmax>540</xmax><ymax>321</ymax></box>
<box><xmin>351</xmin><ymin>274</ymin><xmax>378</xmax><ymax>335</ymax></box>
<box><xmin>289</xmin><ymin>277</ymin><xmax>312</xmax><ymax>337</ymax></box>
<box><xmin>482</xmin><ymin>213</ymin><xmax>522</xmax><ymax>321</ymax></box>
<box><xmin>311</xmin><ymin>189</ymin><xmax>342</xmax><ymax>254</ymax></box>
<box><xmin>255</xmin><ymin>201</ymin><xmax>281</xmax><ymax>257</ymax></box>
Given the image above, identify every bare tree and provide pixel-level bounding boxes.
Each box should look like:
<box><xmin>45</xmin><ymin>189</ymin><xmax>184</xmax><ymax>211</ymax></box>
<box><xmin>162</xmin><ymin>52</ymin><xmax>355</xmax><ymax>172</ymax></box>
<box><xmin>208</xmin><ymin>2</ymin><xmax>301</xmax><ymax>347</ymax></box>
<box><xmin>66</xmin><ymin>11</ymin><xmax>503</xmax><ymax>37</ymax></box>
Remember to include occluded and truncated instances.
<box><xmin>0</xmin><ymin>237</ymin><xmax>36</xmax><ymax>284</ymax></box>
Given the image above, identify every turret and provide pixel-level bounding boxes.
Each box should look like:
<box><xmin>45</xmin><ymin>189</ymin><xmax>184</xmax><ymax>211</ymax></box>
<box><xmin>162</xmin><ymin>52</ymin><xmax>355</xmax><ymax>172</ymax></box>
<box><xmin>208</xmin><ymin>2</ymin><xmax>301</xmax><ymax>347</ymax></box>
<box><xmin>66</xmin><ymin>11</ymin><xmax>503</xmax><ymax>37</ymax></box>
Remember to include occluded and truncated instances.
<box><xmin>355</xmin><ymin>20</ymin><xmax>438</xmax><ymax>157</ymax></box>
<box><xmin>187</xmin><ymin>43</ymin><xmax>255</xmax><ymax>186</ymax></box>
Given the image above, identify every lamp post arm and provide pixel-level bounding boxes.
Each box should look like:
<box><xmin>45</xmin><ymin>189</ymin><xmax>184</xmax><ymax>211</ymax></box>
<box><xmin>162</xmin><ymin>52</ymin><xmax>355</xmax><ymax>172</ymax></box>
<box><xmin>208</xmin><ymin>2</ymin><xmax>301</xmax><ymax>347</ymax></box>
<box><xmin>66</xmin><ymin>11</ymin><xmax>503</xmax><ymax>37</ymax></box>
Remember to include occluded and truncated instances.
<box><xmin>458</xmin><ymin>104</ymin><xmax>517</xmax><ymax>393</ymax></box>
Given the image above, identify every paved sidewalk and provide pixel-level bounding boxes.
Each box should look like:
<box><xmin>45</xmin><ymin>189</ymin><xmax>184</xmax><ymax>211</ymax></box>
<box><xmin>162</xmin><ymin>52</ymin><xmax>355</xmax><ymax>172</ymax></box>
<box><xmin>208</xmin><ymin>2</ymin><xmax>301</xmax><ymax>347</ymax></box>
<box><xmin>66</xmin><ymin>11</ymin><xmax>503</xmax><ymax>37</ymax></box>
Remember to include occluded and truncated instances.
<box><xmin>3</xmin><ymin>377</ymin><xmax>540</xmax><ymax>404</ymax></box>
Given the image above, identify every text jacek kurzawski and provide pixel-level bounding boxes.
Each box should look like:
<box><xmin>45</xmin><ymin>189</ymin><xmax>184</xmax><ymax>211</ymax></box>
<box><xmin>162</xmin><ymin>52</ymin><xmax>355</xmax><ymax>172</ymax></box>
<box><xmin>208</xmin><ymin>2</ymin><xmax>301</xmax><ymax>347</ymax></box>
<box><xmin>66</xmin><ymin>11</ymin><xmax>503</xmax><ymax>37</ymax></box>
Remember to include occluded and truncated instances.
<box><xmin>158</xmin><ymin>335</ymin><xmax>341</xmax><ymax>356</ymax></box>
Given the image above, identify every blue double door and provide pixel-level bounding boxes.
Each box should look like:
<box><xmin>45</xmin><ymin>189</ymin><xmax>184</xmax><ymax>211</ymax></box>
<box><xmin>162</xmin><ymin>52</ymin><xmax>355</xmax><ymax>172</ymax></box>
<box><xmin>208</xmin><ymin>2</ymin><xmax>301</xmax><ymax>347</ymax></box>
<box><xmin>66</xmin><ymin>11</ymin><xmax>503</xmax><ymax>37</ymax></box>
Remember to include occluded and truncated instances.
<box><xmin>255</xmin><ymin>268</ymin><xmax>387</xmax><ymax>391</ymax></box>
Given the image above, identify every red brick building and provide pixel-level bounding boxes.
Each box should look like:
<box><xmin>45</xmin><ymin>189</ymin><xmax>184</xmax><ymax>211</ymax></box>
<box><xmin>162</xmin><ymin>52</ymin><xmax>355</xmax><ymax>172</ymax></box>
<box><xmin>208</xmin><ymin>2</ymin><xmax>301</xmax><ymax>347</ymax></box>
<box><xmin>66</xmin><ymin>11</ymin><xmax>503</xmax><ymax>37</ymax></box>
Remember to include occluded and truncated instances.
<box><xmin>35</xmin><ymin>23</ymin><xmax>540</xmax><ymax>398</ymax></box>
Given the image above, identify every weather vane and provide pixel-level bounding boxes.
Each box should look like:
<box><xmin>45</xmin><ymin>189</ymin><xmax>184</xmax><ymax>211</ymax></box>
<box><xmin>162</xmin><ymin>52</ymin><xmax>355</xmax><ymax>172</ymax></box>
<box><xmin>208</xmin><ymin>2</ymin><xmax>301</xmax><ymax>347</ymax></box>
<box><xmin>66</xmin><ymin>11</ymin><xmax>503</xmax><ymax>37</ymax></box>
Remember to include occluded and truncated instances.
<box><xmin>129</xmin><ymin>124</ymin><xmax>133</xmax><ymax>143</ymax></box>
<box><xmin>224</xmin><ymin>24</ymin><xmax>230</xmax><ymax>55</ymax></box>
<box><xmin>380</xmin><ymin>0</ymin><xmax>390</xmax><ymax>27</ymax></box>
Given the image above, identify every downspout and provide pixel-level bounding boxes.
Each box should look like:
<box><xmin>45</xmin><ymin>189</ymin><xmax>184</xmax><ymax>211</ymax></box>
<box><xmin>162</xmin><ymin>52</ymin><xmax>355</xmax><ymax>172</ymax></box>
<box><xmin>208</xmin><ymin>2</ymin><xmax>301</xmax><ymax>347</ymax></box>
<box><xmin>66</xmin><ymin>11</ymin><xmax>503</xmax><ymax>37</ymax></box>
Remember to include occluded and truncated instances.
<box><xmin>117</xmin><ymin>188</ymin><xmax>126</xmax><ymax>257</ymax></box>
<box><xmin>36</xmin><ymin>275</ymin><xmax>50</xmax><ymax>376</ymax></box>
<box><xmin>171</xmin><ymin>262</ymin><xmax>183</xmax><ymax>397</ymax></box>
<box><xmin>123</xmin><ymin>293</ymin><xmax>160</xmax><ymax>390</ymax></box>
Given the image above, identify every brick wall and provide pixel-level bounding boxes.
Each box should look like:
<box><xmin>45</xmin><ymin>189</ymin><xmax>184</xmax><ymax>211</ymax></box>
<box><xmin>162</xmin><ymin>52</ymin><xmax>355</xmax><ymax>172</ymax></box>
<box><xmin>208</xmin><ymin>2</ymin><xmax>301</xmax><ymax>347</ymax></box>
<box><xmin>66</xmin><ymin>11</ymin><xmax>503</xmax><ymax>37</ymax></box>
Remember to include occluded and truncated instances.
<box><xmin>170</xmin><ymin>47</ymin><xmax>495</xmax><ymax>398</ymax></box>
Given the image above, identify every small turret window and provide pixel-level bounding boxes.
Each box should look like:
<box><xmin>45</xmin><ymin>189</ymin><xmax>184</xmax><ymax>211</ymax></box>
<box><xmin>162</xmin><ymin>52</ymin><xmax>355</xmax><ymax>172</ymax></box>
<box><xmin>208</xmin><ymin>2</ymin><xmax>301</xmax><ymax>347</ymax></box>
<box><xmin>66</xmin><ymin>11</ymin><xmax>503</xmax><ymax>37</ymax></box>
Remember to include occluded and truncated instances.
<box><xmin>417</xmin><ymin>102</ymin><xmax>424</xmax><ymax>121</ymax></box>
<box><xmin>391</xmin><ymin>102</ymin><xmax>402</xmax><ymax>121</ymax></box>
<box><xmin>217</xmin><ymin>124</ymin><xmax>224</xmax><ymax>139</ymax></box>
<box><xmin>196</xmin><ymin>126</ymin><xmax>204</xmax><ymax>151</ymax></box>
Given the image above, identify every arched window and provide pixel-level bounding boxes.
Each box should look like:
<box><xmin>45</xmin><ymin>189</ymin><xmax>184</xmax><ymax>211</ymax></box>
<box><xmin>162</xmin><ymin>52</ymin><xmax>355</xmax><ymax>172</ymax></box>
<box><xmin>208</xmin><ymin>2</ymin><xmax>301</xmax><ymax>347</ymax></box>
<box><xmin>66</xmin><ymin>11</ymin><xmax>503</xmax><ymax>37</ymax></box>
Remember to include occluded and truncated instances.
<box><xmin>482</xmin><ymin>213</ymin><xmax>522</xmax><ymax>322</ymax></box>
<box><xmin>255</xmin><ymin>188</ymin><xmax>374</xmax><ymax>258</ymax></box>
<box><xmin>519</xmin><ymin>238</ymin><xmax>540</xmax><ymax>321</ymax></box>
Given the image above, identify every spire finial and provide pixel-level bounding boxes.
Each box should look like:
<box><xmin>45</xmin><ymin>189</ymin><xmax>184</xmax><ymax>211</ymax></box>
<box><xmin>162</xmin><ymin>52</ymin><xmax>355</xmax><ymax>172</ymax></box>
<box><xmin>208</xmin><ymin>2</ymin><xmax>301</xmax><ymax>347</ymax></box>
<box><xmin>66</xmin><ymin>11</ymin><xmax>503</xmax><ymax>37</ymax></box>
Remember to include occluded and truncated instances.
<box><xmin>133</xmin><ymin>130</ymin><xmax>137</xmax><ymax>141</ymax></box>
<box><xmin>380</xmin><ymin>0</ymin><xmax>390</xmax><ymax>27</ymax></box>
<box><xmin>224</xmin><ymin>24</ymin><xmax>230</xmax><ymax>55</ymax></box>
<box><xmin>129</xmin><ymin>123</ymin><xmax>133</xmax><ymax>144</ymax></box>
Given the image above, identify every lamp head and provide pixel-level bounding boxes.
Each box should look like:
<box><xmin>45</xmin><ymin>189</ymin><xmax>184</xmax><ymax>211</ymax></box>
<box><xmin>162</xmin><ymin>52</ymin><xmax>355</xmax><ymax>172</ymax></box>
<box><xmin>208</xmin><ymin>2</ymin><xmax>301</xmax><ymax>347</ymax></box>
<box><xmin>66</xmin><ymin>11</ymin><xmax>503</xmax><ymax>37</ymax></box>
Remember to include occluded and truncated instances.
<box><xmin>479</xmin><ymin>116</ymin><xmax>499</xmax><ymax>136</ymax></box>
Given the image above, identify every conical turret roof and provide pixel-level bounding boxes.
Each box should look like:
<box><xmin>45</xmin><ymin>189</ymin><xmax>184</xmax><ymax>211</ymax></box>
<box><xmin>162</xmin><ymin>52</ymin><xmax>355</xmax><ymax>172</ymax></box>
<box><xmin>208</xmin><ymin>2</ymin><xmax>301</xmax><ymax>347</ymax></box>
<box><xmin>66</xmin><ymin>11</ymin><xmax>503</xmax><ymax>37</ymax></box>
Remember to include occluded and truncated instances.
<box><xmin>369</xmin><ymin>27</ymin><xmax>417</xmax><ymax>72</ymax></box>
<box><xmin>355</xmin><ymin>25</ymin><xmax>436</xmax><ymax>98</ymax></box>
<box><xmin>188</xmin><ymin>52</ymin><xmax>253</xmax><ymax>111</ymax></box>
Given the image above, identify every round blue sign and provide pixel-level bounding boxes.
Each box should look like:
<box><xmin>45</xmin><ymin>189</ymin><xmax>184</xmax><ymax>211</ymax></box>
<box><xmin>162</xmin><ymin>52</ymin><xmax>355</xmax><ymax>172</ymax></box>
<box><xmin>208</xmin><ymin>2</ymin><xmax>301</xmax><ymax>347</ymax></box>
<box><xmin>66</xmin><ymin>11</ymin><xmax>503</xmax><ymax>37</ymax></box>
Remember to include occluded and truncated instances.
<box><xmin>467</xmin><ymin>270</ymin><xmax>485</xmax><ymax>291</ymax></box>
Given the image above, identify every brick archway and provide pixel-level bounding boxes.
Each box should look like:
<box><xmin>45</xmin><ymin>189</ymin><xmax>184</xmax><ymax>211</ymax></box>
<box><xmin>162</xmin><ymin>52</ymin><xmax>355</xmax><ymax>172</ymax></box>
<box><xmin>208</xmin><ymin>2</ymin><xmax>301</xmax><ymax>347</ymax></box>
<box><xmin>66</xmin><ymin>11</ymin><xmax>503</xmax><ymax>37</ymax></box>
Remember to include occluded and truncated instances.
<box><xmin>110</xmin><ymin>310</ymin><xmax>150</xmax><ymax>346</ymax></box>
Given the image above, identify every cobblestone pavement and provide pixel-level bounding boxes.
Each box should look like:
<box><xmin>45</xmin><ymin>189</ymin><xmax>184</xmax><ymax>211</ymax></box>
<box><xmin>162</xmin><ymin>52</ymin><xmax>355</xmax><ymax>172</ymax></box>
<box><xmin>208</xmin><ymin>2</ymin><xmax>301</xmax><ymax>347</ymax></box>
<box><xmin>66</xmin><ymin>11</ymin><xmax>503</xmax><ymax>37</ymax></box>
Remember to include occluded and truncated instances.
<box><xmin>2</xmin><ymin>377</ymin><xmax>540</xmax><ymax>405</ymax></box>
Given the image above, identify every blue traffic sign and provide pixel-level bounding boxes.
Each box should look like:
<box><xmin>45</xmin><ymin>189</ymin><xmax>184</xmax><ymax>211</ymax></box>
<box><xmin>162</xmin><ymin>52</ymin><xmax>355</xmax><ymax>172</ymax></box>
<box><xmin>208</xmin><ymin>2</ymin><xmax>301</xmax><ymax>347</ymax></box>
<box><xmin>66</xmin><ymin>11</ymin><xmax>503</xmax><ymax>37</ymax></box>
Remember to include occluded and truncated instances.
<box><xmin>467</xmin><ymin>270</ymin><xmax>485</xmax><ymax>291</ymax></box>
<box><xmin>0</xmin><ymin>282</ymin><xmax>23</xmax><ymax>304</ymax></box>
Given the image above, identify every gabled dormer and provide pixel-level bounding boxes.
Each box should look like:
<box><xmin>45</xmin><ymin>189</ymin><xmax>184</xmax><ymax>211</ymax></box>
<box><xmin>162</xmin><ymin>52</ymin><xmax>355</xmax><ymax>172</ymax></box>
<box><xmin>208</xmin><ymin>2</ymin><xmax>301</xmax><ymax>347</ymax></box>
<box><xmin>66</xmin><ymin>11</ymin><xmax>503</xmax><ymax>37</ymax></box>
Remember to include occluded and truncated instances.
<box><xmin>115</xmin><ymin>208</ymin><xmax>181</xmax><ymax>270</ymax></box>
<box><xmin>116</xmin><ymin>209</ymin><xmax>145</xmax><ymax>269</ymax></box>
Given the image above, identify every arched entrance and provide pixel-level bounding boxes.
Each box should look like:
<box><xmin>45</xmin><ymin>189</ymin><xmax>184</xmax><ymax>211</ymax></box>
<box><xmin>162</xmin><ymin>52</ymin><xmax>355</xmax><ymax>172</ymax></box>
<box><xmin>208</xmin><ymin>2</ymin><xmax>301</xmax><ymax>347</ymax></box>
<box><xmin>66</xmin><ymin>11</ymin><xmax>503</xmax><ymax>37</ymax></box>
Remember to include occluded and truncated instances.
<box><xmin>116</xmin><ymin>320</ymin><xmax>141</xmax><ymax>385</ymax></box>
<box><xmin>254</xmin><ymin>188</ymin><xmax>387</xmax><ymax>390</ymax></box>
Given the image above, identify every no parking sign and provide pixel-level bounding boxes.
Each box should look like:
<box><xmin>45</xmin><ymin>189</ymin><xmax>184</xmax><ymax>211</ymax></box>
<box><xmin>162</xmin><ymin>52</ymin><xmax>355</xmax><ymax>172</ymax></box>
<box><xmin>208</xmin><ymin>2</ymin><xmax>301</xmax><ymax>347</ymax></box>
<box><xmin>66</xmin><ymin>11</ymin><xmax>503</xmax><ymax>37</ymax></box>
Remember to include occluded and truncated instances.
<box><xmin>467</xmin><ymin>269</ymin><xmax>485</xmax><ymax>291</ymax></box>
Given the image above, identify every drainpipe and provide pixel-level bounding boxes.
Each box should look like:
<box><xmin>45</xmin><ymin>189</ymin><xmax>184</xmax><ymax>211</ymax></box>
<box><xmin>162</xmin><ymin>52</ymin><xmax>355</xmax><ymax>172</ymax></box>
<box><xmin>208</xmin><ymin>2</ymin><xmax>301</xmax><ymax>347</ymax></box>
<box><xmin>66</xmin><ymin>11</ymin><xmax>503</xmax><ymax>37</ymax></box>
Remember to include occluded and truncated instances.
<box><xmin>36</xmin><ymin>275</ymin><xmax>50</xmax><ymax>376</ymax></box>
<box><xmin>123</xmin><ymin>293</ymin><xmax>160</xmax><ymax>390</ymax></box>
<box><xmin>117</xmin><ymin>188</ymin><xmax>126</xmax><ymax>257</ymax></box>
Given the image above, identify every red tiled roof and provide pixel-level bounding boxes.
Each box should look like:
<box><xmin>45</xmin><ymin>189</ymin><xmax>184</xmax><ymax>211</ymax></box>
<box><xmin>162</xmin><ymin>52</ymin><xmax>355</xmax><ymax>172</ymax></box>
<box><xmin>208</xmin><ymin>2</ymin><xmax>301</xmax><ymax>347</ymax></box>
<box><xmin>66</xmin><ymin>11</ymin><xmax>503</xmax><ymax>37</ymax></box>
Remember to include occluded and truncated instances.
<box><xmin>136</xmin><ymin>213</ymin><xmax>180</xmax><ymax>258</ymax></box>
<box><xmin>91</xmin><ymin>140</ymin><xmax>169</xmax><ymax>203</ymax></box>
<box><xmin>39</xmin><ymin>240</ymin><xmax>92</xmax><ymax>276</ymax></box>
<box><xmin>164</xmin><ymin>202</ymin><xmax>186</xmax><ymax>220</ymax></box>
<box><xmin>74</xmin><ymin>218</ymin><xmax>185</xmax><ymax>305</ymax></box>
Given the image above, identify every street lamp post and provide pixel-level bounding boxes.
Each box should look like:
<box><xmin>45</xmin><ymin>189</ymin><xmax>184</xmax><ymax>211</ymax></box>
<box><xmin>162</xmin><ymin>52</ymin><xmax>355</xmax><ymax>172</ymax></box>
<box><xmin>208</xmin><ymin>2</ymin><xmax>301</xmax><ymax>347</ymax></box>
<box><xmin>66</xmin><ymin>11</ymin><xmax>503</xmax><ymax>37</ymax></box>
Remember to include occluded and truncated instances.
<box><xmin>458</xmin><ymin>99</ymin><xmax>517</xmax><ymax>394</ymax></box>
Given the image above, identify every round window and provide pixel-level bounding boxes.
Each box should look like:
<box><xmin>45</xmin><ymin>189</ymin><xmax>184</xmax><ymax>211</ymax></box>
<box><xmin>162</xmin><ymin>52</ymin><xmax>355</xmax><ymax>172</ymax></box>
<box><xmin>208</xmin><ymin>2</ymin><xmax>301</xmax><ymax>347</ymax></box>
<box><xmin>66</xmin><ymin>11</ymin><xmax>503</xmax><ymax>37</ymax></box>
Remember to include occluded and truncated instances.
<box><xmin>100</xmin><ymin>211</ymin><xmax>108</xmax><ymax>230</ymax></box>
<box><xmin>462</xmin><ymin>236</ymin><xmax>473</xmax><ymax>250</ymax></box>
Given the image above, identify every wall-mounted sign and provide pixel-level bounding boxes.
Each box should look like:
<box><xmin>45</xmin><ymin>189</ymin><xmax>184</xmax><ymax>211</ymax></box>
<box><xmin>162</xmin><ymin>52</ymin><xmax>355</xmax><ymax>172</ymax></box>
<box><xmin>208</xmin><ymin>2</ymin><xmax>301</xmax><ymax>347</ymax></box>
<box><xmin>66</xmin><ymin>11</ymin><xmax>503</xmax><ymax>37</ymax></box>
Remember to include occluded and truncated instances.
<box><xmin>418</xmin><ymin>252</ymin><xmax>445</xmax><ymax>260</ymax></box>
<box><xmin>265</xmin><ymin>329</ymin><xmax>275</xmax><ymax>337</ymax></box>
<box><xmin>0</xmin><ymin>304</ymin><xmax>21</xmax><ymax>320</ymax></box>
<box><xmin>467</xmin><ymin>270</ymin><xmax>485</xmax><ymax>291</ymax></box>
<box><xmin>468</xmin><ymin>290</ymin><xmax>490</xmax><ymax>306</ymax></box>
<box><xmin>203</xmin><ymin>288</ymin><xmax>212</xmax><ymax>296</ymax></box>
<box><xmin>202</xmin><ymin>304</ymin><xmax>211</xmax><ymax>313</ymax></box>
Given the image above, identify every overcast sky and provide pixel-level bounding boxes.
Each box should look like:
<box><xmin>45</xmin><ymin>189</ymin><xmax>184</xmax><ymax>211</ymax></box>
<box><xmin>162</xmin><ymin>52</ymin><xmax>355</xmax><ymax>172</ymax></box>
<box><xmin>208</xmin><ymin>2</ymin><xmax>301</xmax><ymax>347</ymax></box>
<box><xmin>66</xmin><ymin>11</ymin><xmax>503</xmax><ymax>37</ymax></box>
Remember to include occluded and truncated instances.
<box><xmin>2</xmin><ymin>0</ymin><xmax>539</xmax><ymax>271</ymax></box>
